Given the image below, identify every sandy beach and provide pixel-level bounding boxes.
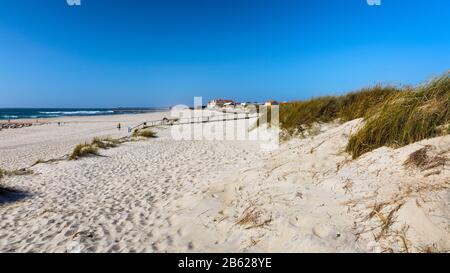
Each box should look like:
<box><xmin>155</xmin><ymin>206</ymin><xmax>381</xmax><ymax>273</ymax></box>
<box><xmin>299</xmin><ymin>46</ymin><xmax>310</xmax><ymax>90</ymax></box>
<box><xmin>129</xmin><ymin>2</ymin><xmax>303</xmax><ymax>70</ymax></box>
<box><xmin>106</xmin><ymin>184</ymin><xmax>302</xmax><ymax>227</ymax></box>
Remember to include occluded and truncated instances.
<box><xmin>0</xmin><ymin>111</ymin><xmax>267</xmax><ymax>252</ymax></box>
<box><xmin>0</xmin><ymin>110</ymin><xmax>448</xmax><ymax>253</ymax></box>
<box><xmin>1</xmin><ymin>0</ymin><xmax>450</xmax><ymax>259</ymax></box>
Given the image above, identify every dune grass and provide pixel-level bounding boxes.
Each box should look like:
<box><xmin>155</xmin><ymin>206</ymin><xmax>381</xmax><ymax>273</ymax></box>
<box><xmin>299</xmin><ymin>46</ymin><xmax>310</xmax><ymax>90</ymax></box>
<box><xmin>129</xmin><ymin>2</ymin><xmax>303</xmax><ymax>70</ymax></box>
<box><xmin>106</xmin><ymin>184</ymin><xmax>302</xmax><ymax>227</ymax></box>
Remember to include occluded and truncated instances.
<box><xmin>69</xmin><ymin>143</ymin><xmax>99</xmax><ymax>160</ymax></box>
<box><xmin>279</xmin><ymin>86</ymin><xmax>400</xmax><ymax>136</ymax></box>
<box><xmin>347</xmin><ymin>73</ymin><xmax>450</xmax><ymax>158</ymax></box>
<box><xmin>132</xmin><ymin>129</ymin><xmax>157</xmax><ymax>138</ymax></box>
<box><xmin>91</xmin><ymin>137</ymin><xmax>121</xmax><ymax>149</ymax></box>
<box><xmin>70</xmin><ymin>136</ymin><xmax>129</xmax><ymax>160</ymax></box>
<box><xmin>278</xmin><ymin>71</ymin><xmax>449</xmax><ymax>158</ymax></box>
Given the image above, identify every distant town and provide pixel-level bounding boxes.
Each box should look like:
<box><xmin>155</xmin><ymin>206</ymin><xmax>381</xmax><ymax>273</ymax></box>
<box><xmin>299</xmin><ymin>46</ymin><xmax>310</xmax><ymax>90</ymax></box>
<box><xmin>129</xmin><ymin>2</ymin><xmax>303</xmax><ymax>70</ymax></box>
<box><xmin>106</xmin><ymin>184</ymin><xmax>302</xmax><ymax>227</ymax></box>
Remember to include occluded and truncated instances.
<box><xmin>207</xmin><ymin>99</ymin><xmax>282</xmax><ymax>109</ymax></box>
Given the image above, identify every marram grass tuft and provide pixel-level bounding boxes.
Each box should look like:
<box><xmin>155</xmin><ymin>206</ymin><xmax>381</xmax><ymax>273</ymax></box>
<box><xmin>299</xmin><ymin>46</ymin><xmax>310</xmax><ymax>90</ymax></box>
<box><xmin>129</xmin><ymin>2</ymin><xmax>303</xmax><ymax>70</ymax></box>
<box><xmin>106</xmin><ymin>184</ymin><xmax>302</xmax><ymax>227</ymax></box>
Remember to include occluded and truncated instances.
<box><xmin>277</xmin><ymin>71</ymin><xmax>449</xmax><ymax>158</ymax></box>
<box><xmin>347</xmin><ymin>72</ymin><xmax>450</xmax><ymax>158</ymax></box>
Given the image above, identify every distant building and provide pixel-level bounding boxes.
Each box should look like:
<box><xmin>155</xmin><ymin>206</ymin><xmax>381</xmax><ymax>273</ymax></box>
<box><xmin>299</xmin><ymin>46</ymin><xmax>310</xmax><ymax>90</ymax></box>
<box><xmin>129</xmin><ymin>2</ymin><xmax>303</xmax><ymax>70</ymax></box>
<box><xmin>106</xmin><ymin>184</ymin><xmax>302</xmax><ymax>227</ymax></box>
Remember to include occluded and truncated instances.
<box><xmin>207</xmin><ymin>99</ymin><xmax>234</xmax><ymax>109</ymax></box>
<box><xmin>223</xmin><ymin>102</ymin><xmax>235</xmax><ymax>108</ymax></box>
<box><xmin>264</xmin><ymin>100</ymin><xmax>279</xmax><ymax>106</ymax></box>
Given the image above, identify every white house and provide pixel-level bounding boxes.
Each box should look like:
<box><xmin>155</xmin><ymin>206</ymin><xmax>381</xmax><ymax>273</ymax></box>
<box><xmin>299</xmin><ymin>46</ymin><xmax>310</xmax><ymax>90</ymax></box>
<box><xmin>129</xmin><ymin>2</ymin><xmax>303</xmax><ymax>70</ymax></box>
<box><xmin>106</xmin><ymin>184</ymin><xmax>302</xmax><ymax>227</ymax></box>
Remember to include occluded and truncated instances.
<box><xmin>207</xmin><ymin>99</ymin><xmax>234</xmax><ymax>109</ymax></box>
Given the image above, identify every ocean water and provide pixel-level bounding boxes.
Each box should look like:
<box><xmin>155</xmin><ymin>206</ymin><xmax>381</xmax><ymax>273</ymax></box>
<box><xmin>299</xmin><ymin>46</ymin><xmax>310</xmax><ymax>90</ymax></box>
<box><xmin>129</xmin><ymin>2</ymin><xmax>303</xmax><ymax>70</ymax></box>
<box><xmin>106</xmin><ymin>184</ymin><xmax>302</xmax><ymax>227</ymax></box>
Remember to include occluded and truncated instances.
<box><xmin>0</xmin><ymin>108</ymin><xmax>168</xmax><ymax>120</ymax></box>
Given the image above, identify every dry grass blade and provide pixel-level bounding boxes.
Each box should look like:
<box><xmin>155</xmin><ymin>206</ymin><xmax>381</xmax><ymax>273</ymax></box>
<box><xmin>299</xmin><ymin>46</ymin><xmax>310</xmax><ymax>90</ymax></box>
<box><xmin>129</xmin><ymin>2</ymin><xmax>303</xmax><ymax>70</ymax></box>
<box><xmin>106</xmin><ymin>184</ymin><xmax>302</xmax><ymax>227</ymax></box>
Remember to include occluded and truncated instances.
<box><xmin>403</xmin><ymin>145</ymin><xmax>447</xmax><ymax>171</ymax></box>
<box><xmin>418</xmin><ymin>243</ymin><xmax>450</xmax><ymax>253</ymax></box>
<box><xmin>235</xmin><ymin>204</ymin><xmax>272</xmax><ymax>230</ymax></box>
<box><xmin>404</xmin><ymin>146</ymin><xmax>431</xmax><ymax>168</ymax></box>
<box><xmin>369</xmin><ymin>201</ymin><xmax>405</xmax><ymax>242</ymax></box>
<box><xmin>342</xmin><ymin>179</ymin><xmax>353</xmax><ymax>194</ymax></box>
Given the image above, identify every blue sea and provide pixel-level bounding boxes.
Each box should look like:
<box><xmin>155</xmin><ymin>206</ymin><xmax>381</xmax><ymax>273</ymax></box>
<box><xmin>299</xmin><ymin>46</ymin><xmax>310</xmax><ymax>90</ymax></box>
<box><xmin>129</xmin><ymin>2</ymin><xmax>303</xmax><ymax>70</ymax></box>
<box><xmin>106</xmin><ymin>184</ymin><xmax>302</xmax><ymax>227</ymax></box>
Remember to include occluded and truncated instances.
<box><xmin>0</xmin><ymin>108</ymin><xmax>168</xmax><ymax>120</ymax></box>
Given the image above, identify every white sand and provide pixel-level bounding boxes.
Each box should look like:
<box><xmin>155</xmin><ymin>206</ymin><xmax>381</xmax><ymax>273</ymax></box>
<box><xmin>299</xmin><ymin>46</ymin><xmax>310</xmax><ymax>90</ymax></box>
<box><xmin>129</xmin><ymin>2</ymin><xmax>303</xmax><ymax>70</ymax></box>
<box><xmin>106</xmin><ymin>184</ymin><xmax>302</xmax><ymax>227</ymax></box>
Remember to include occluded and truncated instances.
<box><xmin>170</xmin><ymin>119</ymin><xmax>450</xmax><ymax>252</ymax></box>
<box><xmin>0</xmin><ymin>113</ymin><xmax>449</xmax><ymax>253</ymax></box>
<box><xmin>0</xmin><ymin>111</ymin><xmax>265</xmax><ymax>252</ymax></box>
<box><xmin>0</xmin><ymin>112</ymin><xmax>171</xmax><ymax>170</ymax></box>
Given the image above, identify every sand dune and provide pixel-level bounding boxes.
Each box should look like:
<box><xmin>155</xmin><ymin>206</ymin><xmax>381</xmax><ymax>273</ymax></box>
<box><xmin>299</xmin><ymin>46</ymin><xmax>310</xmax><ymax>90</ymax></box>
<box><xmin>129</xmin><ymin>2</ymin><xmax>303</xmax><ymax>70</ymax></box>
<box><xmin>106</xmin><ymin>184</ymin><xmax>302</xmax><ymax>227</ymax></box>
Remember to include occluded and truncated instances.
<box><xmin>166</xmin><ymin>119</ymin><xmax>450</xmax><ymax>252</ymax></box>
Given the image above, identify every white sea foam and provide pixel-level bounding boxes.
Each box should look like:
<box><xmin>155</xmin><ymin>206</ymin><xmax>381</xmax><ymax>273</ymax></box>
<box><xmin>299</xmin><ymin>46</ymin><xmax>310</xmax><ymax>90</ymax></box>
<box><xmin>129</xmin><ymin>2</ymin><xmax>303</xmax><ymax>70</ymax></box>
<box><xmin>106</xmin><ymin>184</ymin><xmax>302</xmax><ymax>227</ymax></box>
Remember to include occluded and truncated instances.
<box><xmin>38</xmin><ymin>110</ymin><xmax>115</xmax><ymax>115</ymax></box>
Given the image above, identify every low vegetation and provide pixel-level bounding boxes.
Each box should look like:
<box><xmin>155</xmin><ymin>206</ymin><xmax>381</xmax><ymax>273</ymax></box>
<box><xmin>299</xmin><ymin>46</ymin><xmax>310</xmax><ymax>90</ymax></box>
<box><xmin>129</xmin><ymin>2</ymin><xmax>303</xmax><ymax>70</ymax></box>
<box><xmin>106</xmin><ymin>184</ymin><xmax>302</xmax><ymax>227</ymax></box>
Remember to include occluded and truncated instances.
<box><xmin>70</xmin><ymin>132</ymin><xmax>157</xmax><ymax>160</ymax></box>
<box><xmin>0</xmin><ymin>167</ymin><xmax>33</xmax><ymax>179</ymax></box>
<box><xmin>3</xmin><ymin>131</ymin><xmax>158</xmax><ymax>194</ymax></box>
<box><xmin>91</xmin><ymin>137</ymin><xmax>121</xmax><ymax>149</ymax></box>
<box><xmin>32</xmin><ymin>159</ymin><xmax>45</xmax><ymax>166</ymax></box>
<box><xmin>70</xmin><ymin>143</ymin><xmax>99</xmax><ymax>160</ymax></box>
<box><xmin>279</xmin><ymin>86</ymin><xmax>400</xmax><ymax>136</ymax></box>
<box><xmin>278</xmin><ymin>71</ymin><xmax>449</xmax><ymax>158</ymax></box>
<box><xmin>132</xmin><ymin>129</ymin><xmax>157</xmax><ymax>138</ymax></box>
<box><xmin>347</xmin><ymin>73</ymin><xmax>450</xmax><ymax>158</ymax></box>
<box><xmin>69</xmin><ymin>137</ymin><xmax>123</xmax><ymax>160</ymax></box>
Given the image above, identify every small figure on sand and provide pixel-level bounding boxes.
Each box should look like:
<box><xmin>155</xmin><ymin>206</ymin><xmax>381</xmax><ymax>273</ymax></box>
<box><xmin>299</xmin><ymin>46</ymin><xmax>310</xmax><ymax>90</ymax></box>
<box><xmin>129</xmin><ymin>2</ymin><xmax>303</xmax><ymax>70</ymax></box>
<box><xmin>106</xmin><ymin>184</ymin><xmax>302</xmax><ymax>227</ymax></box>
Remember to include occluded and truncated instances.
<box><xmin>117</xmin><ymin>123</ymin><xmax>121</xmax><ymax>131</ymax></box>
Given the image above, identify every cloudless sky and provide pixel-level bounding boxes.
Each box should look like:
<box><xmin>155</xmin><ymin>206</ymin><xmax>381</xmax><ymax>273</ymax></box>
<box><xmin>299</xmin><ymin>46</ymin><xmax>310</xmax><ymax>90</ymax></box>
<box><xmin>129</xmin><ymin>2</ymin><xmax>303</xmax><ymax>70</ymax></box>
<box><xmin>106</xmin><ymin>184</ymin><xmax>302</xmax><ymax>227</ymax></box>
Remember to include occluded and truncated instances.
<box><xmin>0</xmin><ymin>0</ymin><xmax>449</xmax><ymax>108</ymax></box>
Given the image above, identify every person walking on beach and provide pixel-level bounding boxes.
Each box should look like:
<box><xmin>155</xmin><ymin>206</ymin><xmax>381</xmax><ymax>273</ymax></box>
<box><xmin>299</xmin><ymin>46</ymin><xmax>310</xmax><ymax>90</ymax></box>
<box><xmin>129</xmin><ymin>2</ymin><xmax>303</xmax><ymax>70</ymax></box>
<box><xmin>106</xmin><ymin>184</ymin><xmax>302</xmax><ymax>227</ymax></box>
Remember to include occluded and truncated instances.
<box><xmin>117</xmin><ymin>123</ymin><xmax>121</xmax><ymax>131</ymax></box>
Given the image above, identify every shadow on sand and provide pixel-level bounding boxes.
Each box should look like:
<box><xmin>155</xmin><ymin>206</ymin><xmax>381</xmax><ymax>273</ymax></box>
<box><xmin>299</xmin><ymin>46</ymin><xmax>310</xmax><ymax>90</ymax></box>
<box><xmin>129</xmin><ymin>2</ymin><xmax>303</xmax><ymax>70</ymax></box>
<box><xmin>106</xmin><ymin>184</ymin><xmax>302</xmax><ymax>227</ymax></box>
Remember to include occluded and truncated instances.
<box><xmin>0</xmin><ymin>187</ymin><xmax>29</xmax><ymax>205</ymax></box>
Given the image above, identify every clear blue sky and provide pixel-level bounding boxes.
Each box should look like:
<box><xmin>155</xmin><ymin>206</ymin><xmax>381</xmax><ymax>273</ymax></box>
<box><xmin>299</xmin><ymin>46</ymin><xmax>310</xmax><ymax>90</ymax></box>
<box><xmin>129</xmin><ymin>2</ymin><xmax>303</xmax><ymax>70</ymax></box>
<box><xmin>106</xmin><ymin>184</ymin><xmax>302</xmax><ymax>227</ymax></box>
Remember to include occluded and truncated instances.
<box><xmin>0</xmin><ymin>0</ymin><xmax>449</xmax><ymax>108</ymax></box>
